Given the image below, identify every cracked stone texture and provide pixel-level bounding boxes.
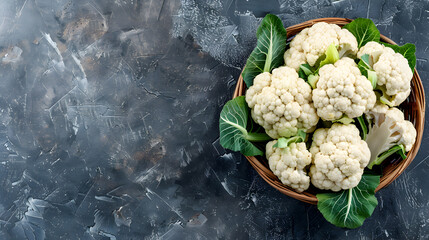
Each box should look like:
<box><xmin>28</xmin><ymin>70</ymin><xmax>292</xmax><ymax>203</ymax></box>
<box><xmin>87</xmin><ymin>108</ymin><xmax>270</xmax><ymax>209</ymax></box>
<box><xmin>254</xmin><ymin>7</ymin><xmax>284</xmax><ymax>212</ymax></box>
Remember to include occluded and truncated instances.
<box><xmin>0</xmin><ymin>0</ymin><xmax>428</xmax><ymax>239</ymax></box>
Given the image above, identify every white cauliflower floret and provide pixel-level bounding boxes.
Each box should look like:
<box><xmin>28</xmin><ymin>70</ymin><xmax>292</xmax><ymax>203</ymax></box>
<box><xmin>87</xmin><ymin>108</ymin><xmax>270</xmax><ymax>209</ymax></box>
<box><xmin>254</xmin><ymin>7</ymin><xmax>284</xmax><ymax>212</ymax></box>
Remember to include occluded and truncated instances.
<box><xmin>358</xmin><ymin>41</ymin><xmax>413</xmax><ymax>106</ymax></box>
<box><xmin>284</xmin><ymin>22</ymin><xmax>358</xmax><ymax>71</ymax></box>
<box><xmin>365</xmin><ymin>102</ymin><xmax>417</xmax><ymax>168</ymax></box>
<box><xmin>309</xmin><ymin>124</ymin><xmax>370</xmax><ymax>191</ymax></box>
<box><xmin>357</xmin><ymin>41</ymin><xmax>385</xmax><ymax>60</ymax></box>
<box><xmin>245</xmin><ymin>66</ymin><xmax>319</xmax><ymax>139</ymax></box>
<box><xmin>312</xmin><ymin>57</ymin><xmax>376</xmax><ymax>121</ymax></box>
<box><xmin>266</xmin><ymin>141</ymin><xmax>311</xmax><ymax>192</ymax></box>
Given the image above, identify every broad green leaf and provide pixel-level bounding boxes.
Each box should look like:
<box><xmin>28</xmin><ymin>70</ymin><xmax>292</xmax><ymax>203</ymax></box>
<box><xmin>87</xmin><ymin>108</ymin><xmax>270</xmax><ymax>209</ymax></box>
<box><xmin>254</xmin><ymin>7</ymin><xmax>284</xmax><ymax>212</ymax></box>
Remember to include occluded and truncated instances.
<box><xmin>242</xmin><ymin>14</ymin><xmax>287</xmax><ymax>87</ymax></box>
<box><xmin>368</xmin><ymin>144</ymin><xmax>407</xmax><ymax>169</ymax></box>
<box><xmin>317</xmin><ymin>174</ymin><xmax>380</xmax><ymax>229</ymax></box>
<box><xmin>219</xmin><ymin>96</ymin><xmax>271</xmax><ymax>156</ymax></box>
<box><xmin>382</xmin><ymin>42</ymin><xmax>416</xmax><ymax>71</ymax></box>
<box><xmin>272</xmin><ymin>130</ymin><xmax>306</xmax><ymax>148</ymax></box>
<box><xmin>343</xmin><ymin>18</ymin><xmax>380</xmax><ymax>48</ymax></box>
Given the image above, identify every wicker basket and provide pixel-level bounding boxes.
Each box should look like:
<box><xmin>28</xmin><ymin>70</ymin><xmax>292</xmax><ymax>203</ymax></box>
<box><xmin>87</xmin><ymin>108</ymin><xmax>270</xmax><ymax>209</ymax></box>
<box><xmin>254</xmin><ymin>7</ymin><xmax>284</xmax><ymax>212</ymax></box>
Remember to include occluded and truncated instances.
<box><xmin>233</xmin><ymin>17</ymin><xmax>425</xmax><ymax>205</ymax></box>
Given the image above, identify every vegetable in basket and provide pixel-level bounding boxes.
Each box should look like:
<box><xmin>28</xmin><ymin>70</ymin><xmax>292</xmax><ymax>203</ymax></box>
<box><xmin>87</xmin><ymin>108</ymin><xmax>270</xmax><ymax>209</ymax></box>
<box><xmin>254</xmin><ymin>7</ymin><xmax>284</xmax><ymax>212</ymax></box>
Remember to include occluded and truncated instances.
<box><xmin>312</xmin><ymin>57</ymin><xmax>376</xmax><ymax>121</ymax></box>
<box><xmin>266</xmin><ymin>131</ymin><xmax>311</xmax><ymax>192</ymax></box>
<box><xmin>357</xmin><ymin>41</ymin><xmax>416</xmax><ymax>107</ymax></box>
<box><xmin>284</xmin><ymin>22</ymin><xmax>358</xmax><ymax>71</ymax></box>
<box><xmin>361</xmin><ymin>102</ymin><xmax>417</xmax><ymax>169</ymax></box>
<box><xmin>218</xmin><ymin>14</ymin><xmax>418</xmax><ymax>229</ymax></box>
<box><xmin>245</xmin><ymin>66</ymin><xmax>319</xmax><ymax>139</ymax></box>
<box><xmin>309</xmin><ymin>124</ymin><xmax>371</xmax><ymax>191</ymax></box>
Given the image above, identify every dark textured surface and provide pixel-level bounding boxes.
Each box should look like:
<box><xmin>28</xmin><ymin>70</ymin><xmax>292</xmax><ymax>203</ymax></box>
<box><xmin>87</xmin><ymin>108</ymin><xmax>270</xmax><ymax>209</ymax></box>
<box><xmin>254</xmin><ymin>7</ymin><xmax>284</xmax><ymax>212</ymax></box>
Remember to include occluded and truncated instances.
<box><xmin>0</xmin><ymin>0</ymin><xmax>428</xmax><ymax>239</ymax></box>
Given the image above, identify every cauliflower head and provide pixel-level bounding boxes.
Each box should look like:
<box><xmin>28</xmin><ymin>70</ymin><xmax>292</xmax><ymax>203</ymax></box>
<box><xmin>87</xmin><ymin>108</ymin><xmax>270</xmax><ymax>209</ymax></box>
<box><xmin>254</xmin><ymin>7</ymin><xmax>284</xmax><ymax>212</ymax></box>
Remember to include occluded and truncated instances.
<box><xmin>365</xmin><ymin>102</ymin><xmax>417</xmax><ymax>167</ymax></box>
<box><xmin>309</xmin><ymin>124</ymin><xmax>371</xmax><ymax>191</ymax></box>
<box><xmin>245</xmin><ymin>66</ymin><xmax>319</xmax><ymax>139</ymax></box>
<box><xmin>357</xmin><ymin>41</ymin><xmax>385</xmax><ymax>60</ymax></box>
<box><xmin>266</xmin><ymin>141</ymin><xmax>311</xmax><ymax>192</ymax></box>
<box><xmin>284</xmin><ymin>22</ymin><xmax>358</xmax><ymax>71</ymax></box>
<box><xmin>312</xmin><ymin>57</ymin><xmax>376</xmax><ymax>121</ymax></box>
<box><xmin>358</xmin><ymin>41</ymin><xmax>413</xmax><ymax>106</ymax></box>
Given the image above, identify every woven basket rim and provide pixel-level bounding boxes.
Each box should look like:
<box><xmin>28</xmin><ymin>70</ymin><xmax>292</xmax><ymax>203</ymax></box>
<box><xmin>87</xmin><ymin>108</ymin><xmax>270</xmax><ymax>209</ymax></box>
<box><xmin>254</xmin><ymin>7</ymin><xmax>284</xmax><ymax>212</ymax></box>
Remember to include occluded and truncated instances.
<box><xmin>233</xmin><ymin>17</ymin><xmax>426</xmax><ymax>205</ymax></box>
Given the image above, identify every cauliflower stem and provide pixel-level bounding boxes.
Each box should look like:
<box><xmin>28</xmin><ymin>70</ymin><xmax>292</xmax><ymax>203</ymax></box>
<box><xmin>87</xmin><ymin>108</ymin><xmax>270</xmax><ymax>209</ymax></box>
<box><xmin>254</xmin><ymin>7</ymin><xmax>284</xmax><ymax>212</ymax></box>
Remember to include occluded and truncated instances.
<box><xmin>379</xmin><ymin>89</ymin><xmax>398</xmax><ymax>107</ymax></box>
<box><xmin>362</xmin><ymin>104</ymin><xmax>416</xmax><ymax>169</ymax></box>
<box><xmin>229</xmin><ymin>121</ymin><xmax>272</xmax><ymax>142</ymax></box>
<box><xmin>368</xmin><ymin>145</ymin><xmax>406</xmax><ymax>169</ymax></box>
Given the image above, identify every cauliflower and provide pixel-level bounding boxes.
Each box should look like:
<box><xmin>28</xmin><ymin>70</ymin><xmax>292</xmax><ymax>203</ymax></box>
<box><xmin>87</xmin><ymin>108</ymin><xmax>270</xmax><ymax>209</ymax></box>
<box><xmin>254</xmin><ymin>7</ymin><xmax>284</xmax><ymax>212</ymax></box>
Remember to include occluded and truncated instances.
<box><xmin>312</xmin><ymin>57</ymin><xmax>376</xmax><ymax>121</ymax></box>
<box><xmin>245</xmin><ymin>66</ymin><xmax>319</xmax><ymax>139</ymax></box>
<box><xmin>358</xmin><ymin>41</ymin><xmax>413</xmax><ymax>106</ymax></box>
<box><xmin>266</xmin><ymin>141</ymin><xmax>311</xmax><ymax>192</ymax></box>
<box><xmin>364</xmin><ymin>102</ymin><xmax>417</xmax><ymax>168</ymax></box>
<box><xmin>284</xmin><ymin>22</ymin><xmax>358</xmax><ymax>71</ymax></box>
<box><xmin>309</xmin><ymin>124</ymin><xmax>371</xmax><ymax>191</ymax></box>
<box><xmin>357</xmin><ymin>41</ymin><xmax>385</xmax><ymax>60</ymax></box>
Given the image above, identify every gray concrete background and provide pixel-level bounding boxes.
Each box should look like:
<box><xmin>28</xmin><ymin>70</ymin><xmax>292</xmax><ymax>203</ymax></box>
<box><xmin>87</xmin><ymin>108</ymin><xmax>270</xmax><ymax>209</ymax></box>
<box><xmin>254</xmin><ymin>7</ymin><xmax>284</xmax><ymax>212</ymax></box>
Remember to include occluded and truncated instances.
<box><xmin>0</xmin><ymin>0</ymin><xmax>428</xmax><ymax>239</ymax></box>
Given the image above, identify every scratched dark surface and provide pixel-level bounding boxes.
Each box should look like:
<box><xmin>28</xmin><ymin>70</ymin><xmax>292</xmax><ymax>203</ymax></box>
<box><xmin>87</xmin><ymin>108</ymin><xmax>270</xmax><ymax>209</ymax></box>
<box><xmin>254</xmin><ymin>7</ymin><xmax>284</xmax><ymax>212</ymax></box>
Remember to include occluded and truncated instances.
<box><xmin>0</xmin><ymin>0</ymin><xmax>428</xmax><ymax>239</ymax></box>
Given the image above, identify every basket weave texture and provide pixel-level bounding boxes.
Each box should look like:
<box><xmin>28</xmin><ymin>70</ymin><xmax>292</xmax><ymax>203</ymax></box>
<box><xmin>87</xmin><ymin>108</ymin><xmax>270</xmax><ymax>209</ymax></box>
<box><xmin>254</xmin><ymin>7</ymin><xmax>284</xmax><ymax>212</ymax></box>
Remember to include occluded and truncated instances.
<box><xmin>233</xmin><ymin>18</ymin><xmax>425</xmax><ymax>205</ymax></box>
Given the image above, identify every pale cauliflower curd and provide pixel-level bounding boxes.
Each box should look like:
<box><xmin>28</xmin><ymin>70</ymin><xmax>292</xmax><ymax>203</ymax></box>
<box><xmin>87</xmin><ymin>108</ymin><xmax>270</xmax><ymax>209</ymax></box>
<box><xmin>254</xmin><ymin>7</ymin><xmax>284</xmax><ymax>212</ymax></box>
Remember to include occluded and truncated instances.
<box><xmin>312</xmin><ymin>57</ymin><xmax>376</xmax><ymax>121</ymax></box>
<box><xmin>244</xmin><ymin>22</ymin><xmax>416</xmax><ymax>193</ymax></box>
<box><xmin>266</xmin><ymin>141</ymin><xmax>311</xmax><ymax>192</ymax></box>
<box><xmin>309</xmin><ymin>124</ymin><xmax>370</xmax><ymax>191</ymax></box>
<box><xmin>358</xmin><ymin>41</ymin><xmax>413</xmax><ymax>106</ymax></box>
<box><xmin>284</xmin><ymin>22</ymin><xmax>358</xmax><ymax>71</ymax></box>
<box><xmin>245</xmin><ymin>66</ymin><xmax>319</xmax><ymax>139</ymax></box>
